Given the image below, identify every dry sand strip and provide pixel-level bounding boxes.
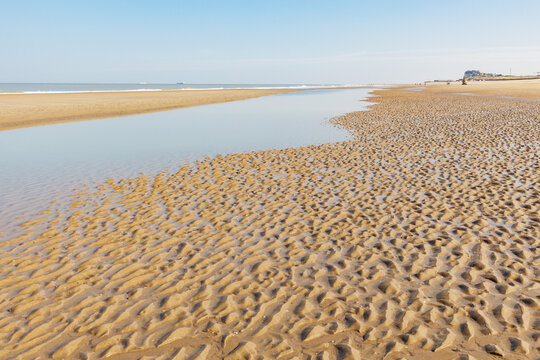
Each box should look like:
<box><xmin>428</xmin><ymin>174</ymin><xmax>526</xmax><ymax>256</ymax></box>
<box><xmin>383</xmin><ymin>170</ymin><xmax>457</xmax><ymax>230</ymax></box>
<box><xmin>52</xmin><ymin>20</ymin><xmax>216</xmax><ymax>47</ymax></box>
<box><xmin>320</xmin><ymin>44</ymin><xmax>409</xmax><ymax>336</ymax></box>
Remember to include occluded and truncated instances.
<box><xmin>0</xmin><ymin>89</ymin><xmax>299</xmax><ymax>131</ymax></box>
<box><xmin>0</xmin><ymin>86</ymin><xmax>539</xmax><ymax>359</ymax></box>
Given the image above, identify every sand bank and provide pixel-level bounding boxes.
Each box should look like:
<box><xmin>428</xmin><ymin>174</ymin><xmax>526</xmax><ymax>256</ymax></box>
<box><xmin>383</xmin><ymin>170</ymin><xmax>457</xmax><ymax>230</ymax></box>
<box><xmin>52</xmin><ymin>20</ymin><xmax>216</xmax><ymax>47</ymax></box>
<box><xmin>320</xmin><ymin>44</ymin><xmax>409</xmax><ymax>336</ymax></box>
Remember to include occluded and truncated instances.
<box><xmin>425</xmin><ymin>78</ymin><xmax>540</xmax><ymax>99</ymax></box>
<box><xmin>0</xmin><ymin>89</ymin><xmax>299</xmax><ymax>131</ymax></box>
<box><xmin>0</xmin><ymin>86</ymin><xmax>538</xmax><ymax>359</ymax></box>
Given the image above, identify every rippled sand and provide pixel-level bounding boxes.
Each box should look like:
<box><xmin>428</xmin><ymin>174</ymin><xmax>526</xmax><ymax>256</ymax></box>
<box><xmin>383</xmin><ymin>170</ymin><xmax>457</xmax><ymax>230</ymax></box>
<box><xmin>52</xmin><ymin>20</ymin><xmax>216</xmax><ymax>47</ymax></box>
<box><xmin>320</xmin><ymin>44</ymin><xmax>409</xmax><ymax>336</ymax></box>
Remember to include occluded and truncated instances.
<box><xmin>0</xmin><ymin>89</ymin><xmax>298</xmax><ymax>131</ymax></box>
<box><xmin>0</xmin><ymin>86</ymin><xmax>539</xmax><ymax>359</ymax></box>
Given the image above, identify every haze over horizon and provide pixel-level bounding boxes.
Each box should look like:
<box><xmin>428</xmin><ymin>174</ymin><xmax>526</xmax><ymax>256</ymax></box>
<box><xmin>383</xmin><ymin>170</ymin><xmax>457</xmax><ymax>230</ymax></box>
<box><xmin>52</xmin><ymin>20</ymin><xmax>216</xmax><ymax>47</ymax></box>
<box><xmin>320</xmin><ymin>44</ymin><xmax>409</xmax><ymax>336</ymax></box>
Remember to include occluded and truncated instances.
<box><xmin>2</xmin><ymin>0</ymin><xmax>539</xmax><ymax>84</ymax></box>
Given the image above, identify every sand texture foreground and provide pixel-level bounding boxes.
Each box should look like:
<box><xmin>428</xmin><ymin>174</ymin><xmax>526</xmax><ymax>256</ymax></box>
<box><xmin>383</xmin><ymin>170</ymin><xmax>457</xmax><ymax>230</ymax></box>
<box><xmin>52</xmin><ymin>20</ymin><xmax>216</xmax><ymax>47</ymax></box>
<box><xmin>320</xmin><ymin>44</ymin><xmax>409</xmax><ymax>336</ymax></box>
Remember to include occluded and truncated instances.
<box><xmin>0</xmin><ymin>88</ymin><xmax>539</xmax><ymax>359</ymax></box>
<box><xmin>0</xmin><ymin>89</ymin><xmax>297</xmax><ymax>131</ymax></box>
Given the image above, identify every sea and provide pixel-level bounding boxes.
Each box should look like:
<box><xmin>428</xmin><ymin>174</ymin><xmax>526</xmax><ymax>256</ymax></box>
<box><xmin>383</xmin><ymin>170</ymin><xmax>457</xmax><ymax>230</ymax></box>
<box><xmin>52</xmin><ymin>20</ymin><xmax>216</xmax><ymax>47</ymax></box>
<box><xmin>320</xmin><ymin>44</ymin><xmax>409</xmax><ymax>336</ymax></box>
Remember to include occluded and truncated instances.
<box><xmin>0</xmin><ymin>83</ymin><xmax>363</xmax><ymax>93</ymax></box>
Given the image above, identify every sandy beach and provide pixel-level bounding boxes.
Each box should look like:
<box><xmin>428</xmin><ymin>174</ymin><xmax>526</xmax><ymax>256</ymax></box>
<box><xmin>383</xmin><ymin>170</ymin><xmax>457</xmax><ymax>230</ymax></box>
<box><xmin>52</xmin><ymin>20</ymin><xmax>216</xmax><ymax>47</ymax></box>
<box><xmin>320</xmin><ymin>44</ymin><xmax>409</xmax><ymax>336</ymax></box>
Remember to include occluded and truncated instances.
<box><xmin>0</xmin><ymin>83</ymin><xmax>539</xmax><ymax>359</ymax></box>
<box><xmin>425</xmin><ymin>78</ymin><xmax>540</xmax><ymax>99</ymax></box>
<box><xmin>0</xmin><ymin>89</ymin><xmax>299</xmax><ymax>131</ymax></box>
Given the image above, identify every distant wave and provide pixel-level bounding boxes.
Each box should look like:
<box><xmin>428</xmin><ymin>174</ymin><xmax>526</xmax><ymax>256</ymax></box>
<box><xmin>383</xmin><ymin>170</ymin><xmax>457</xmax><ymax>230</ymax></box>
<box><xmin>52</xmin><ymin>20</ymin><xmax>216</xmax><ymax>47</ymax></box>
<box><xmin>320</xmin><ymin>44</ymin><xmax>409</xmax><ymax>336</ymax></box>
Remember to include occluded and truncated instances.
<box><xmin>0</xmin><ymin>88</ymin><xmax>165</xmax><ymax>95</ymax></box>
<box><xmin>0</xmin><ymin>84</ymin><xmax>366</xmax><ymax>95</ymax></box>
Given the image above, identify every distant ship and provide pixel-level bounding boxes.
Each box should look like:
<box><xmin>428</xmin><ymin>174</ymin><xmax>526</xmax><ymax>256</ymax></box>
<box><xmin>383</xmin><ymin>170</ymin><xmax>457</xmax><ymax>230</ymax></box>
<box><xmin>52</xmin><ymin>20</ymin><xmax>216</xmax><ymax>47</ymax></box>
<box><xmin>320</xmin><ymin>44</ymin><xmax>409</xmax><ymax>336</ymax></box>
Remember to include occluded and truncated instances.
<box><xmin>176</xmin><ymin>82</ymin><xmax>184</xmax><ymax>85</ymax></box>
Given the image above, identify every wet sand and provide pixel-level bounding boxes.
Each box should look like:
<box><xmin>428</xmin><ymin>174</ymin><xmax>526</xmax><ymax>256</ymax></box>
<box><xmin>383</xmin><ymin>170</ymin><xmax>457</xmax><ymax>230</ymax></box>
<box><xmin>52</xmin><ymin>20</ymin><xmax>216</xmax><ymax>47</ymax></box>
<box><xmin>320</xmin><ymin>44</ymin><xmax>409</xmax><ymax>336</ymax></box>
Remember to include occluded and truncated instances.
<box><xmin>0</xmin><ymin>85</ymin><xmax>539</xmax><ymax>359</ymax></box>
<box><xmin>0</xmin><ymin>89</ymin><xmax>299</xmax><ymax>131</ymax></box>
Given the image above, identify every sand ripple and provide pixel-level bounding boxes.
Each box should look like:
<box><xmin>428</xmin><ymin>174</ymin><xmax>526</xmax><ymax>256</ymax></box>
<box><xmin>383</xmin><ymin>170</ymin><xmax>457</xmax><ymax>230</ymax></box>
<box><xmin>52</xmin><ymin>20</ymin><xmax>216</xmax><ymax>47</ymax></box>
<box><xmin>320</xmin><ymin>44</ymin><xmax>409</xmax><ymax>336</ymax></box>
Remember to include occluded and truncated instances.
<box><xmin>0</xmin><ymin>89</ymin><xmax>539</xmax><ymax>359</ymax></box>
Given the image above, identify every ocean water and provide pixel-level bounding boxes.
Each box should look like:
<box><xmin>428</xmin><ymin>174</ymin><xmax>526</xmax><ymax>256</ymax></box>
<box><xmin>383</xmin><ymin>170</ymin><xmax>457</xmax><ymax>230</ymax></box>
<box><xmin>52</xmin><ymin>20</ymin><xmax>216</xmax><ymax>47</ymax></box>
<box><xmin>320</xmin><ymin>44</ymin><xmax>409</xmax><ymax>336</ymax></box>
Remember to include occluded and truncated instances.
<box><xmin>0</xmin><ymin>83</ymin><xmax>362</xmax><ymax>93</ymax></box>
<box><xmin>0</xmin><ymin>88</ymin><xmax>372</xmax><ymax>239</ymax></box>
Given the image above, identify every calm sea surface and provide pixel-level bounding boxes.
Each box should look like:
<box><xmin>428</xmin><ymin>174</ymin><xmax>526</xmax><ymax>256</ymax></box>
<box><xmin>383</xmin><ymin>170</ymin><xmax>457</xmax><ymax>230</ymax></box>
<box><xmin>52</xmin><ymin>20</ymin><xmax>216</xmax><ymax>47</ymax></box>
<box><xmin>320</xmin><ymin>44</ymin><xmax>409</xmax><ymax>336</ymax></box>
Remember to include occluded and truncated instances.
<box><xmin>0</xmin><ymin>88</ymin><xmax>372</xmax><ymax>239</ymax></box>
<box><xmin>0</xmin><ymin>83</ymin><xmax>360</xmax><ymax>93</ymax></box>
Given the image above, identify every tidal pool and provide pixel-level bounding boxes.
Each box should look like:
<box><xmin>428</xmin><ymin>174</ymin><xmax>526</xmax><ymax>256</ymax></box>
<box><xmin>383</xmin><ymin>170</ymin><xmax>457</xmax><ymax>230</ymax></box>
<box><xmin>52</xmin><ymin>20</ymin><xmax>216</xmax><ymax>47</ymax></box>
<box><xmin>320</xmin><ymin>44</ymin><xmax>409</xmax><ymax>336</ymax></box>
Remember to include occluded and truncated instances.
<box><xmin>0</xmin><ymin>88</ymin><xmax>372</xmax><ymax>239</ymax></box>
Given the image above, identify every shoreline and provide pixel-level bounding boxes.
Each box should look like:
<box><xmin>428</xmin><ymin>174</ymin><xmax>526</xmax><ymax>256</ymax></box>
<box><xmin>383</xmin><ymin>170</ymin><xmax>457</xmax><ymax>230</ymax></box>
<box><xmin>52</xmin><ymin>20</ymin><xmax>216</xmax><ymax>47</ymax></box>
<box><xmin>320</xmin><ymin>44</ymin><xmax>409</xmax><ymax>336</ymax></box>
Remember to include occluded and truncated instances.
<box><xmin>0</xmin><ymin>88</ymin><xmax>300</xmax><ymax>132</ymax></box>
<box><xmin>0</xmin><ymin>86</ymin><xmax>381</xmax><ymax>133</ymax></box>
<box><xmin>1</xmin><ymin>83</ymin><xmax>538</xmax><ymax>359</ymax></box>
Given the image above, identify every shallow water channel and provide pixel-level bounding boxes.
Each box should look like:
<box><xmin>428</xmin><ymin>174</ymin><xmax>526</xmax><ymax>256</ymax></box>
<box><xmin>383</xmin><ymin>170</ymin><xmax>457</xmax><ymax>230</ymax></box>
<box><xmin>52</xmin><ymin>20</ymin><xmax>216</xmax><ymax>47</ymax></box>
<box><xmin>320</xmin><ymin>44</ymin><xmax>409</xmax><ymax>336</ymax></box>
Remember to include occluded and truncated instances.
<box><xmin>0</xmin><ymin>88</ymin><xmax>372</xmax><ymax>239</ymax></box>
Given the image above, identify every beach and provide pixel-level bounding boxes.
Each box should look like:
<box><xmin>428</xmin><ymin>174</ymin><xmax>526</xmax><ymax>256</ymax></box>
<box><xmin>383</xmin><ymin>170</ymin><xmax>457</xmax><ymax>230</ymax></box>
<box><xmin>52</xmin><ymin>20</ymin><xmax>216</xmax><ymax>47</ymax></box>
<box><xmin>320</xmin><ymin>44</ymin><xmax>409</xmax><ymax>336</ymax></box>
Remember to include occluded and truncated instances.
<box><xmin>425</xmin><ymin>78</ymin><xmax>540</xmax><ymax>98</ymax></box>
<box><xmin>0</xmin><ymin>83</ymin><xmax>539</xmax><ymax>359</ymax></box>
<box><xmin>0</xmin><ymin>89</ymin><xmax>299</xmax><ymax>131</ymax></box>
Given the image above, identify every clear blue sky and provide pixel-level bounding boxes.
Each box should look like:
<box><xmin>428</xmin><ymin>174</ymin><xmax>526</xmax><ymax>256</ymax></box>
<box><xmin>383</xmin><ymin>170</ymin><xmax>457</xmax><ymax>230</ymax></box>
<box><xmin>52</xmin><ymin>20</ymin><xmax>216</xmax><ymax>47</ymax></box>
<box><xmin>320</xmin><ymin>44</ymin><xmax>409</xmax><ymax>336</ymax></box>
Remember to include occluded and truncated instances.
<box><xmin>2</xmin><ymin>0</ymin><xmax>539</xmax><ymax>84</ymax></box>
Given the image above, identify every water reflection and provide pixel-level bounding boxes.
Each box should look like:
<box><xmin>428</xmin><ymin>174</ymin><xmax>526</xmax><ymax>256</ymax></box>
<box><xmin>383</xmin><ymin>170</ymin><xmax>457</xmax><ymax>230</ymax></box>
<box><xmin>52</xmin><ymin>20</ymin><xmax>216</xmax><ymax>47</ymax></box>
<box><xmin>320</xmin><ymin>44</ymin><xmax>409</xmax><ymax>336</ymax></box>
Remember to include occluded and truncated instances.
<box><xmin>0</xmin><ymin>88</ymin><xmax>371</xmax><ymax>239</ymax></box>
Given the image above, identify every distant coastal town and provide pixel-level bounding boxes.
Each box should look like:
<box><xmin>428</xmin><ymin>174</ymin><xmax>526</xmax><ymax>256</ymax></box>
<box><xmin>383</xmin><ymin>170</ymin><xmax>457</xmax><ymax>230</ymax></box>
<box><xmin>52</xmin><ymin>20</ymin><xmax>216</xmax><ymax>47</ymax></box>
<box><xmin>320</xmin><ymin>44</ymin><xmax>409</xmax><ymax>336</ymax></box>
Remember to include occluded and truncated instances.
<box><xmin>431</xmin><ymin>69</ymin><xmax>540</xmax><ymax>83</ymax></box>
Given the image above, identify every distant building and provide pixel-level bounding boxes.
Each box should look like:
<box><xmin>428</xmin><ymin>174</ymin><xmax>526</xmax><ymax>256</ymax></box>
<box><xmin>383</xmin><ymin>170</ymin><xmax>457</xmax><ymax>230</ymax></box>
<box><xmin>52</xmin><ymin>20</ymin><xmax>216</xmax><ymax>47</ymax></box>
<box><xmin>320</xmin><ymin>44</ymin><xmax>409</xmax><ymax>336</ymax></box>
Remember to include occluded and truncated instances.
<box><xmin>464</xmin><ymin>70</ymin><xmax>502</xmax><ymax>79</ymax></box>
<box><xmin>464</xmin><ymin>70</ymin><xmax>482</xmax><ymax>78</ymax></box>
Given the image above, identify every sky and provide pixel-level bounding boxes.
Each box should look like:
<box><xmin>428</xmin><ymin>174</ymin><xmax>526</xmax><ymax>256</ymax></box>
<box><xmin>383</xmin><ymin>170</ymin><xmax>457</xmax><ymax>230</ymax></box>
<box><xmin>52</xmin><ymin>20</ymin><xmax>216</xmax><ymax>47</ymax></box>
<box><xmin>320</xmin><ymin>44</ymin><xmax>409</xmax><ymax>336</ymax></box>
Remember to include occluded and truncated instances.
<box><xmin>1</xmin><ymin>0</ymin><xmax>540</xmax><ymax>84</ymax></box>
